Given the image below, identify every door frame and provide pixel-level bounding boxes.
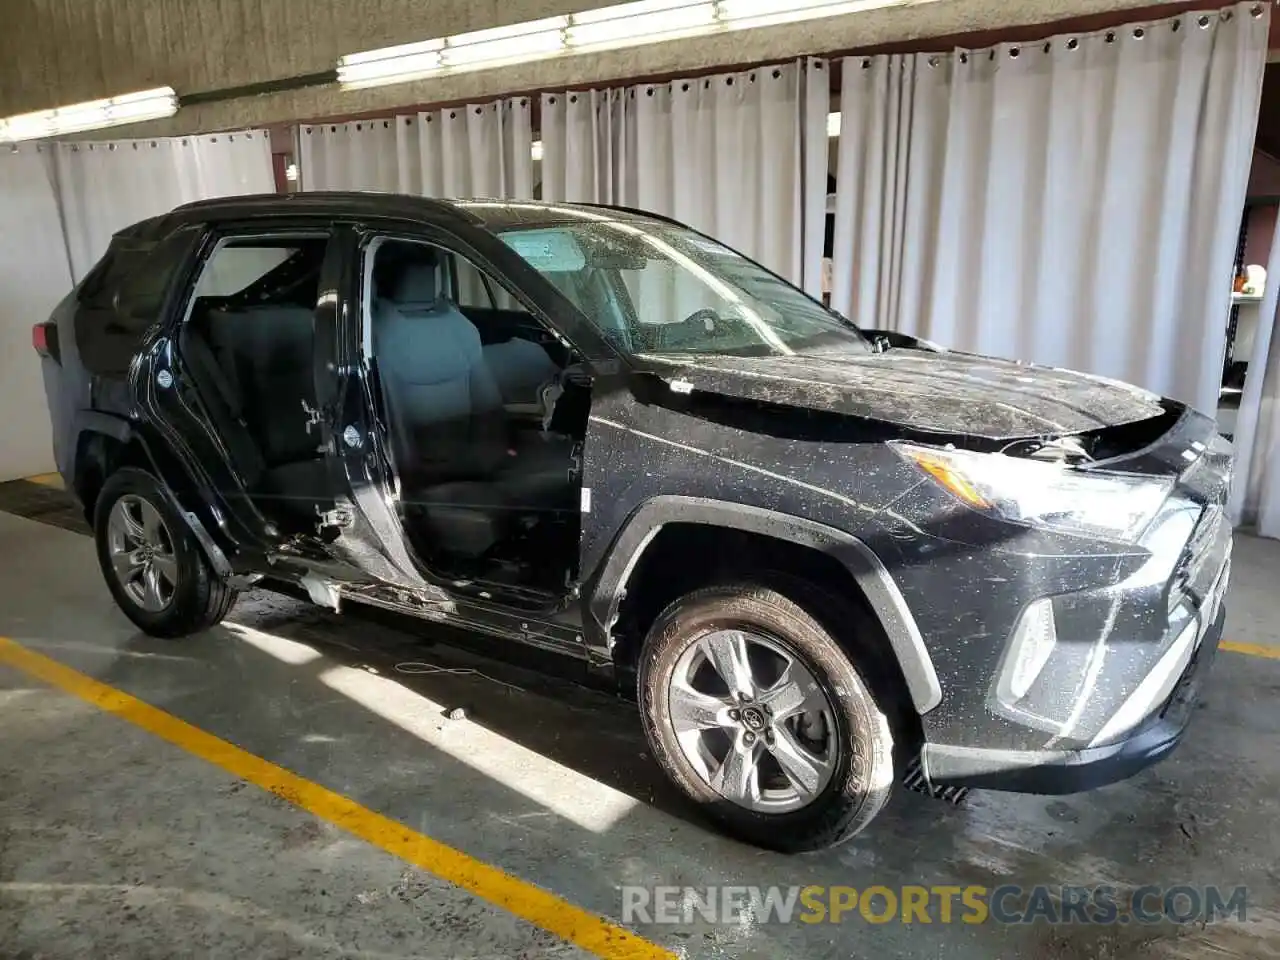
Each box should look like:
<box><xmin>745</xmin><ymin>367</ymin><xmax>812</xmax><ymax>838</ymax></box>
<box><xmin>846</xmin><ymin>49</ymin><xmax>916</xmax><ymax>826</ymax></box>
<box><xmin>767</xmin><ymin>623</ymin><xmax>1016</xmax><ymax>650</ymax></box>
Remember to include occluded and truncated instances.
<box><xmin>162</xmin><ymin>220</ymin><xmax>340</xmax><ymax>553</ymax></box>
<box><xmin>321</xmin><ymin>220</ymin><xmax>590</xmax><ymax>610</ymax></box>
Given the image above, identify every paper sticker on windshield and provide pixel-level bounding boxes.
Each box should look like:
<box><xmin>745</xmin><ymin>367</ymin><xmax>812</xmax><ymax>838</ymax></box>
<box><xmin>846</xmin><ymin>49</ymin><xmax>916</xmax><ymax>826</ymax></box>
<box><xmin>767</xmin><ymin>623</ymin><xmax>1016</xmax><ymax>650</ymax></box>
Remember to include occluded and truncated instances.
<box><xmin>501</xmin><ymin>229</ymin><xmax>587</xmax><ymax>272</ymax></box>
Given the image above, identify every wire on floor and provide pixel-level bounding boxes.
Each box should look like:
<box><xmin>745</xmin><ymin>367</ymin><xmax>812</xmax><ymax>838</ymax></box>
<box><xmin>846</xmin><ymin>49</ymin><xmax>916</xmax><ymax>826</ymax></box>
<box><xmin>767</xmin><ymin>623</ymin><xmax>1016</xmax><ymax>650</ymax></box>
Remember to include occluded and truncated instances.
<box><xmin>393</xmin><ymin>660</ymin><xmax>526</xmax><ymax>693</ymax></box>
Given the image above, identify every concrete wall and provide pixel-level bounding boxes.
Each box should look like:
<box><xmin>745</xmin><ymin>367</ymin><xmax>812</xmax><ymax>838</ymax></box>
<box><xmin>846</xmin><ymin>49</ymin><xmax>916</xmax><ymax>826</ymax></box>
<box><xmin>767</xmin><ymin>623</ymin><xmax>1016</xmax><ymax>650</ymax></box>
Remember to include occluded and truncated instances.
<box><xmin>2</xmin><ymin>0</ymin><xmax>1193</xmax><ymax>136</ymax></box>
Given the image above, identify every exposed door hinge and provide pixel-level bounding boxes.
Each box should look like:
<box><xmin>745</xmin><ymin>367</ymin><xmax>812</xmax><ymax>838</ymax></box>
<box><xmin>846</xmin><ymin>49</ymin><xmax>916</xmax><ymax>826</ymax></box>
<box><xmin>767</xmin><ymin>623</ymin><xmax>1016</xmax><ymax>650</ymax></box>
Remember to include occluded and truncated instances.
<box><xmin>300</xmin><ymin>398</ymin><xmax>325</xmax><ymax>436</ymax></box>
<box><xmin>315</xmin><ymin>504</ymin><xmax>355</xmax><ymax>530</ymax></box>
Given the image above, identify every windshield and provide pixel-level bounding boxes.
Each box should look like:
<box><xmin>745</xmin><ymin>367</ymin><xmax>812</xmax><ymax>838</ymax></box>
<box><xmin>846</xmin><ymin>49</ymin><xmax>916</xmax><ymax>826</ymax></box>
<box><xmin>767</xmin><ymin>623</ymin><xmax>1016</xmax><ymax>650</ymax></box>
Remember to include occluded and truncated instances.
<box><xmin>496</xmin><ymin>218</ymin><xmax>870</xmax><ymax>358</ymax></box>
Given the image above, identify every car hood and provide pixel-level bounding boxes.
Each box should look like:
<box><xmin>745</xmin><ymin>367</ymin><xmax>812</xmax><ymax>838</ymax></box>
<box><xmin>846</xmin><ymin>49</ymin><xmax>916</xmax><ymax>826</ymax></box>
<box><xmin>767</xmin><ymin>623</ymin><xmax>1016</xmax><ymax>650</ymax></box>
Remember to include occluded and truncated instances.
<box><xmin>630</xmin><ymin>350</ymin><xmax>1169</xmax><ymax>440</ymax></box>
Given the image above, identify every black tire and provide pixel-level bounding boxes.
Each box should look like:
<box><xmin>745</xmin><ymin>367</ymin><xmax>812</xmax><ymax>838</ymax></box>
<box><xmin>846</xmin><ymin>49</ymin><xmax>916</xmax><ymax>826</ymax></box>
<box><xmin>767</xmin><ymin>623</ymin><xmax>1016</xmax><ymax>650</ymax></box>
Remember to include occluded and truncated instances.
<box><xmin>94</xmin><ymin>468</ymin><xmax>239</xmax><ymax>638</ymax></box>
<box><xmin>638</xmin><ymin>583</ymin><xmax>895</xmax><ymax>853</ymax></box>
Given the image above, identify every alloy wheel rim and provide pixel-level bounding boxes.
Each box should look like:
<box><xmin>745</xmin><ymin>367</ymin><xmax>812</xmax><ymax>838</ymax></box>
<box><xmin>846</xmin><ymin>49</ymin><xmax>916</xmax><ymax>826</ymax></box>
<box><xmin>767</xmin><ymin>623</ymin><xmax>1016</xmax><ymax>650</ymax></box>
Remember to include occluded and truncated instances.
<box><xmin>668</xmin><ymin>629</ymin><xmax>838</xmax><ymax>814</ymax></box>
<box><xmin>106</xmin><ymin>495</ymin><xmax>178</xmax><ymax>613</ymax></box>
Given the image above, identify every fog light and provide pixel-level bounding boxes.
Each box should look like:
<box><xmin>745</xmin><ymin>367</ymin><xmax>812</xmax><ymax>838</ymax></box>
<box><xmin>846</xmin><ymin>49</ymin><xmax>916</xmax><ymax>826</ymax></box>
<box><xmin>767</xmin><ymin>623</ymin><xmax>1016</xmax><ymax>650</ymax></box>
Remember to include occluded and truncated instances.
<box><xmin>996</xmin><ymin>598</ymin><xmax>1058</xmax><ymax>706</ymax></box>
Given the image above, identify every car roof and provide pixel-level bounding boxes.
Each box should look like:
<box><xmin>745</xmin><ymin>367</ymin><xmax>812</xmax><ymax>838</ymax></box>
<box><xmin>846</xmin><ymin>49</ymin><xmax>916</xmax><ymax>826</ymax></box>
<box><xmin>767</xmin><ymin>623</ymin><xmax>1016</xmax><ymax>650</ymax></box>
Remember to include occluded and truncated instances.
<box><xmin>116</xmin><ymin>192</ymin><xmax>677</xmax><ymax>242</ymax></box>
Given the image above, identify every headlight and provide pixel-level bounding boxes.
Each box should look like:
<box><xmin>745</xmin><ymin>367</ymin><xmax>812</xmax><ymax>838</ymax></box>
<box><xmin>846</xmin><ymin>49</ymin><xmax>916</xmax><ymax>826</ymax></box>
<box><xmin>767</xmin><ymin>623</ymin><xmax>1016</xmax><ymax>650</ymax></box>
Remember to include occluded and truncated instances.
<box><xmin>894</xmin><ymin>442</ymin><xmax>1173</xmax><ymax>541</ymax></box>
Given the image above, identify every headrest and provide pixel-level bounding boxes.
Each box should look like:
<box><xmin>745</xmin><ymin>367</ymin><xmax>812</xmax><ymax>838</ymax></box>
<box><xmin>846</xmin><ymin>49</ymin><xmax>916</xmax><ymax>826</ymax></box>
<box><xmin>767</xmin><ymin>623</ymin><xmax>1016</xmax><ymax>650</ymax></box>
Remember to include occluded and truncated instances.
<box><xmin>390</xmin><ymin>260</ymin><xmax>440</xmax><ymax>310</ymax></box>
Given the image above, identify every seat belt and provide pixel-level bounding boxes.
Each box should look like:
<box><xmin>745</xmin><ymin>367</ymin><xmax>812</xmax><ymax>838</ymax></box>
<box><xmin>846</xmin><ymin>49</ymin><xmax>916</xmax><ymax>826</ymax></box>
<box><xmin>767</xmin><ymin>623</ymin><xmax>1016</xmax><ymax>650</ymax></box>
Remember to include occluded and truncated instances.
<box><xmin>180</xmin><ymin>325</ymin><xmax>267</xmax><ymax>485</ymax></box>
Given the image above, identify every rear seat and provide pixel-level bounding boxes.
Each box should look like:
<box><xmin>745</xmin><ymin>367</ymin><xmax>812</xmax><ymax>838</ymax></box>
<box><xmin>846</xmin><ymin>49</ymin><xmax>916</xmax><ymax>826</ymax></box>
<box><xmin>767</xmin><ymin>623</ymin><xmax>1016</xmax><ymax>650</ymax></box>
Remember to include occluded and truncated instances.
<box><xmin>184</xmin><ymin>304</ymin><xmax>330</xmax><ymax>519</ymax></box>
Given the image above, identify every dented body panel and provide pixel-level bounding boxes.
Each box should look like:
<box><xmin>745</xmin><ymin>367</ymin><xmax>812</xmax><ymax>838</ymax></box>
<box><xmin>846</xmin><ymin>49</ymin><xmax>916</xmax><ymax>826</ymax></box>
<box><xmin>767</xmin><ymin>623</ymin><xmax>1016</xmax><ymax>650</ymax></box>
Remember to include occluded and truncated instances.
<box><xmin>627</xmin><ymin>351</ymin><xmax>1169</xmax><ymax>440</ymax></box>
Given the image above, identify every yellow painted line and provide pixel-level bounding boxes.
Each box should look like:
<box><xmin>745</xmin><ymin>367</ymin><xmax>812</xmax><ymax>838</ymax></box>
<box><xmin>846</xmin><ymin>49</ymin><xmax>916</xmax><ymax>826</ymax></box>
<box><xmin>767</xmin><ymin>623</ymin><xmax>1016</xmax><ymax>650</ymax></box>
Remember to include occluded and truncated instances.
<box><xmin>1221</xmin><ymin>640</ymin><xmax>1280</xmax><ymax>661</ymax></box>
<box><xmin>23</xmin><ymin>473</ymin><xmax>64</xmax><ymax>489</ymax></box>
<box><xmin>0</xmin><ymin>636</ymin><xmax>674</xmax><ymax>960</ymax></box>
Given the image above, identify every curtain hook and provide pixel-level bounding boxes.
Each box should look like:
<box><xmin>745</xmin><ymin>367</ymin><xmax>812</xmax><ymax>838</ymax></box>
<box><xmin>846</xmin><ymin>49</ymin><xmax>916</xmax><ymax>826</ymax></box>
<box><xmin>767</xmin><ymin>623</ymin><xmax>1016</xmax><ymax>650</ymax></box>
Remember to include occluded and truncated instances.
<box><xmin>1132</xmin><ymin>27</ymin><xmax>1145</xmax><ymax>39</ymax></box>
<box><xmin>1198</xmin><ymin>14</ymin><xmax>1211</xmax><ymax>27</ymax></box>
<box><xmin>1251</xmin><ymin>3</ymin><xmax>1263</xmax><ymax>18</ymax></box>
<box><xmin>1066</xmin><ymin>37</ymin><xmax>1079</xmax><ymax>50</ymax></box>
<box><xmin>1009</xmin><ymin>45</ymin><xmax>1020</xmax><ymax>58</ymax></box>
<box><xmin>927</xmin><ymin>55</ymin><xmax>940</xmax><ymax>68</ymax></box>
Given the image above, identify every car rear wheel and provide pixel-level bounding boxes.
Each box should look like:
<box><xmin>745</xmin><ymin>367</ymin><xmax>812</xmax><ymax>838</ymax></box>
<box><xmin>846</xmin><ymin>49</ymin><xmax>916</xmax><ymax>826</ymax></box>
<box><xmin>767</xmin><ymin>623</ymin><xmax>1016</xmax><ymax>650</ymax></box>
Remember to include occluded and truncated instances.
<box><xmin>94</xmin><ymin>468</ymin><xmax>238</xmax><ymax>638</ymax></box>
<box><xmin>638</xmin><ymin>583</ymin><xmax>895</xmax><ymax>852</ymax></box>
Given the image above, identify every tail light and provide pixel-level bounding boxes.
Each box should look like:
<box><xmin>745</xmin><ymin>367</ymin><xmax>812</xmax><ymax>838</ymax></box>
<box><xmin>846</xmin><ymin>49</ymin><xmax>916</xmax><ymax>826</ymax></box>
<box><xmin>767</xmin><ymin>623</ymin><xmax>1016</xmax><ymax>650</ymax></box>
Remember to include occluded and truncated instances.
<box><xmin>32</xmin><ymin>321</ymin><xmax>60</xmax><ymax>363</ymax></box>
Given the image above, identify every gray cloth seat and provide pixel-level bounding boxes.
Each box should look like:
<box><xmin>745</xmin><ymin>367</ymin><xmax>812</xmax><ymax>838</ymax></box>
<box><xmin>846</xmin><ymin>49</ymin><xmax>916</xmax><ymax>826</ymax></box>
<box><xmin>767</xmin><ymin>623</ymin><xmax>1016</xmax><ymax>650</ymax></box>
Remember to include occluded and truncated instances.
<box><xmin>184</xmin><ymin>303</ymin><xmax>330</xmax><ymax>522</ymax></box>
<box><xmin>373</xmin><ymin>255</ymin><xmax>573</xmax><ymax>557</ymax></box>
<box><xmin>482</xmin><ymin>337</ymin><xmax>560</xmax><ymax>414</ymax></box>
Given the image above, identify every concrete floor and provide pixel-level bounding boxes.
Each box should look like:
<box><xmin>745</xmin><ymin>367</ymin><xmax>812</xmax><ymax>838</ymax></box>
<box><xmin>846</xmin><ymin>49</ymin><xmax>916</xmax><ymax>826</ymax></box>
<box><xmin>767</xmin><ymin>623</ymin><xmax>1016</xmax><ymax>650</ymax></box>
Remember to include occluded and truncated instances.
<box><xmin>1</xmin><ymin>506</ymin><xmax>1279</xmax><ymax>959</ymax></box>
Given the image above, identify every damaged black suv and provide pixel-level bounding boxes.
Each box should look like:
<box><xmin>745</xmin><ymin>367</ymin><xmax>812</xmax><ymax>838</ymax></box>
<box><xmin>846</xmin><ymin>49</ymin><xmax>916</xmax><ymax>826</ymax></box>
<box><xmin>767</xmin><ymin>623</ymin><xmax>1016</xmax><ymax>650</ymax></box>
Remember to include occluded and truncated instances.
<box><xmin>35</xmin><ymin>194</ymin><xmax>1232</xmax><ymax>852</ymax></box>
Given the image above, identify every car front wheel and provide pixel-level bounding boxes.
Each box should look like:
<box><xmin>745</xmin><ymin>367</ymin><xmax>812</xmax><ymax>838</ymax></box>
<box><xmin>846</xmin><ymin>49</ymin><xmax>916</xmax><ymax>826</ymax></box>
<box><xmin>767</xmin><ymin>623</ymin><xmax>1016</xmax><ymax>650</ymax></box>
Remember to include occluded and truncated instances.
<box><xmin>94</xmin><ymin>468</ymin><xmax>238</xmax><ymax>638</ymax></box>
<box><xmin>639</xmin><ymin>583</ymin><xmax>895</xmax><ymax>852</ymax></box>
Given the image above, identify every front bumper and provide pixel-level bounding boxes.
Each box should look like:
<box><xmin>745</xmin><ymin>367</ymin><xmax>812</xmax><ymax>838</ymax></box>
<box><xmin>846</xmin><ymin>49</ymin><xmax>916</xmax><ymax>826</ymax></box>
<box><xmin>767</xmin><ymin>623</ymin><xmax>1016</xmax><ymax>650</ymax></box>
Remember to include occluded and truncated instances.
<box><xmin>920</xmin><ymin>602</ymin><xmax>1225</xmax><ymax>793</ymax></box>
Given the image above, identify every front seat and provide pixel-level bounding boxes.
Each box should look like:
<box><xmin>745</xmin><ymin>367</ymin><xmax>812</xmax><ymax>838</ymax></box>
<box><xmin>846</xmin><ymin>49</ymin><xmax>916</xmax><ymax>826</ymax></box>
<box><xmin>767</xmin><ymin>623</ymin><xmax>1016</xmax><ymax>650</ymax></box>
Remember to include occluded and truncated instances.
<box><xmin>373</xmin><ymin>254</ymin><xmax>570</xmax><ymax>558</ymax></box>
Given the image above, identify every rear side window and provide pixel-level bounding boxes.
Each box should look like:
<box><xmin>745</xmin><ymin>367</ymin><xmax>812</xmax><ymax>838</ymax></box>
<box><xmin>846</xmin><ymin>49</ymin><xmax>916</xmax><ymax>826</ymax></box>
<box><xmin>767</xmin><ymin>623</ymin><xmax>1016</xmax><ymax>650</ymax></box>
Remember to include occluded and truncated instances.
<box><xmin>78</xmin><ymin>243</ymin><xmax>155</xmax><ymax>310</ymax></box>
<box><xmin>189</xmin><ymin>237</ymin><xmax>328</xmax><ymax>309</ymax></box>
<box><xmin>74</xmin><ymin>225</ymin><xmax>203</xmax><ymax>375</ymax></box>
<box><xmin>193</xmin><ymin>245</ymin><xmax>298</xmax><ymax>298</ymax></box>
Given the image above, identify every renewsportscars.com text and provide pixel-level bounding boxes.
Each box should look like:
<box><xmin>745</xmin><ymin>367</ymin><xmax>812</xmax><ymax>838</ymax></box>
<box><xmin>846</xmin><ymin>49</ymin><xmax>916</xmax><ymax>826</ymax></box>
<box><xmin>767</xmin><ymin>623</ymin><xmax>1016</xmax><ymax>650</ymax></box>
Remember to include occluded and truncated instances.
<box><xmin>621</xmin><ymin>884</ymin><xmax>1248</xmax><ymax>926</ymax></box>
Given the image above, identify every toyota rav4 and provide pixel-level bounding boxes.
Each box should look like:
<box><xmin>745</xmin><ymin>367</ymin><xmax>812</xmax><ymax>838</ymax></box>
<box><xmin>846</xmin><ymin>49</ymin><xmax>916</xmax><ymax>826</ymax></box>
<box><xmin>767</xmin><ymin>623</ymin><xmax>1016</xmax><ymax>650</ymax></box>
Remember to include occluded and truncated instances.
<box><xmin>33</xmin><ymin>193</ymin><xmax>1232</xmax><ymax>852</ymax></box>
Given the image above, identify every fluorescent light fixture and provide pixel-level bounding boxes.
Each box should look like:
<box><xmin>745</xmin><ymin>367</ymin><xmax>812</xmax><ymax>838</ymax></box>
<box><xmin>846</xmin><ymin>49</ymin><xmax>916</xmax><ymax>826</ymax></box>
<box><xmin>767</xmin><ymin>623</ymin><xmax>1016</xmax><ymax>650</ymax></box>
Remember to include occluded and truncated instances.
<box><xmin>441</xmin><ymin>15</ymin><xmax>567</xmax><ymax>69</ymax></box>
<box><xmin>447</xmin><ymin>15</ymin><xmax>568</xmax><ymax>48</ymax></box>
<box><xmin>338</xmin><ymin>39</ymin><xmax>444</xmax><ymax>88</ymax></box>
<box><xmin>531</xmin><ymin>139</ymin><xmax>544</xmax><ymax>161</ymax></box>
<box><xmin>827</xmin><ymin>111</ymin><xmax>840</xmax><ymax>137</ymax></box>
<box><xmin>566</xmin><ymin>0</ymin><xmax>717</xmax><ymax>51</ymax></box>
<box><xmin>0</xmin><ymin>86</ymin><xmax>178</xmax><ymax>142</ymax></box>
<box><xmin>336</xmin><ymin>0</ymin><xmax>927</xmax><ymax>90</ymax></box>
